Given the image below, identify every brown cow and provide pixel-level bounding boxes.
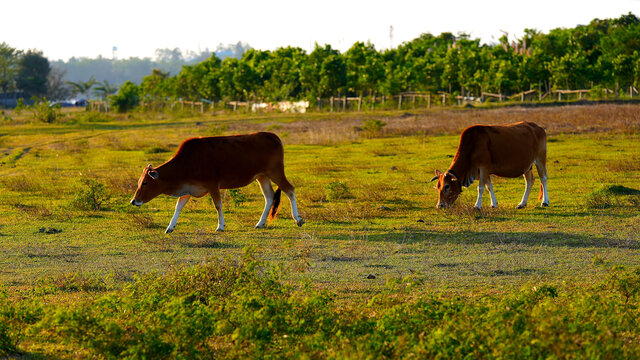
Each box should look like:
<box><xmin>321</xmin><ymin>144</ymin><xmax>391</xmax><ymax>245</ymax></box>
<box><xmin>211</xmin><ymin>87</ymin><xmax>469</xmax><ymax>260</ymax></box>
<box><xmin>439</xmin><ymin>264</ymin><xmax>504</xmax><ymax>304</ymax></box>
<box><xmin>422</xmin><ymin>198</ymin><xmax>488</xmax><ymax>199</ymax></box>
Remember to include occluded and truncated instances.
<box><xmin>130</xmin><ymin>132</ymin><xmax>304</xmax><ymax>233</ymax></box>
<box><xmin>431</xmin><ymin>121</ymin><xmax>549</xmax><ymax>209</ymax></box>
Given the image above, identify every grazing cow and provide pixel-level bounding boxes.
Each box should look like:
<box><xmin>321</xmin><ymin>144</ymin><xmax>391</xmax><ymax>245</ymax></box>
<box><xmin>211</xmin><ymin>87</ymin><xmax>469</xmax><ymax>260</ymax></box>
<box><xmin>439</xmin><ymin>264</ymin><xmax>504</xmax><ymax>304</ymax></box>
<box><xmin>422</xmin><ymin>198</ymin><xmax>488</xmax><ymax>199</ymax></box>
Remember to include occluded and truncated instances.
<box><xmin>431</xmin><ymin>121</ymin><xmax>549</xmax><ymax>209</ymax></box>
<box><xmin>130</xmin><ymin>132</ymin><xmax>304</xmax><ymax>233</ymax></box>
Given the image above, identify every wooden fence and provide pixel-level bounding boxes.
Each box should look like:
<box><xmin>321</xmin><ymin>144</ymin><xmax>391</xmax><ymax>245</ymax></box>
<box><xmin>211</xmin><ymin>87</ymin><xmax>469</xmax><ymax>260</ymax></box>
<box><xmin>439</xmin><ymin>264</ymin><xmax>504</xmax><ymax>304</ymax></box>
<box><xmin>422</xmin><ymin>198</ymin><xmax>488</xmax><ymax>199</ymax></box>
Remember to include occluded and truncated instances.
<box><xmin>90</xmin><ymin>87</ymin><xmax>639</xmax><ymax>114</ymax></box>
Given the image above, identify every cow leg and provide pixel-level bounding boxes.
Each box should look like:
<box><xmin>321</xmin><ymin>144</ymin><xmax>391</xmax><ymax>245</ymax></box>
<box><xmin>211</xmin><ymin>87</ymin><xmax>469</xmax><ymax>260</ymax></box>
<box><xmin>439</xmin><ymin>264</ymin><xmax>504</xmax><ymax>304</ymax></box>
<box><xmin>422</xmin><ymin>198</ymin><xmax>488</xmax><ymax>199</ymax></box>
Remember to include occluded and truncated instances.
<box><xmin>283</xmin><ymin>189</ymin><xmax>304</xmax><ymax>226</ymax></box>
<box><xmin>485</xmin><ymin>176</ymin><xmax>498</xmax><ymax>208</ymax></box>
<box><xmin>166</xmin><ymin>195</ymin><xmax>190</xmax><ymax>233</ymax></box>
<box><xmin>270</xmin><ymin>169</ymin><xmax>304</xmax><ymax>227</ymax></box>
<box><xmin>534</xmin><ymin>159</ymin><xmax>550</xmax><ymax>207</ymax></box>
<box><xmin>210</xmin><ymin>188</ymin><xmax>225</xmax><ymax>231</ymax></box>
<box><xmin>474</xmin><ymin>170</ymin><xmax>487</xmax><ymax>210</ymax></box>
<box><xmin>255</xmin><ymin>176</ymin><xmax>275</xmax><ymax>228</ymax></box>
<box><xmin>517</xmin><ymin>169</ymin><xmax>535</xmax><ymax>209</ymax></box>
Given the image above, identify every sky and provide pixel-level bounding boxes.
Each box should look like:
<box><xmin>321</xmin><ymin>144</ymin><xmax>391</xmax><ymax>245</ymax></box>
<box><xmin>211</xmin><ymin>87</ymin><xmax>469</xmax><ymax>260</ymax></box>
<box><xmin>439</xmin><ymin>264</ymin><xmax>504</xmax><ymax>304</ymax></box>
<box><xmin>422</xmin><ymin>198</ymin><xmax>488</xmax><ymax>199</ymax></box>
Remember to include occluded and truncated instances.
<box><xmin>2</xmin><ymin>0</ymin><xmax>639</xmax><ymax>61</ymax></box>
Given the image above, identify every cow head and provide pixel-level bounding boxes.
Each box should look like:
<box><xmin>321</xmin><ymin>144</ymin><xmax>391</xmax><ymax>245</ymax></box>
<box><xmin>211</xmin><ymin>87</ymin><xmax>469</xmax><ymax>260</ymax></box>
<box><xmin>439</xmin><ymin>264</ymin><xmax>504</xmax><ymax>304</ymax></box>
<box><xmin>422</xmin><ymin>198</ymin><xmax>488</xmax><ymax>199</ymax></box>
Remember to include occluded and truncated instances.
<box><xmin>431</xmin><ymin>169</ymin><xmax>462</xmax><ymax>209</ymax></box>
<box><xmin>130</xmin><ymin>164</ymin><xmax>163</xmax><ymax>206</ymax></box>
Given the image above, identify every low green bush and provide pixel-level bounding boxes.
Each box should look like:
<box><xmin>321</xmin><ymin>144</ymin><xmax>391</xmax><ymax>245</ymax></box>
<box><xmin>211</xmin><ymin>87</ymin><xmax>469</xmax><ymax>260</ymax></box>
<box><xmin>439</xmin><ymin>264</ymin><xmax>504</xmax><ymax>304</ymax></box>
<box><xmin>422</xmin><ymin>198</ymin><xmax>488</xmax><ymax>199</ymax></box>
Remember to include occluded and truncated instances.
<box><xmin>326</xmin><ymin>181</ymin><xmax>351</xmax><ymax>200</ymax></box>
<box><xmin>72</xmin><ymin>178</ymin><xmax>110</xmax><ymax>211</ymax></box>
<box><xmin>1</xmin><ymin>254</ymin><xmax>639</xmax><ymax>358</ymax></box>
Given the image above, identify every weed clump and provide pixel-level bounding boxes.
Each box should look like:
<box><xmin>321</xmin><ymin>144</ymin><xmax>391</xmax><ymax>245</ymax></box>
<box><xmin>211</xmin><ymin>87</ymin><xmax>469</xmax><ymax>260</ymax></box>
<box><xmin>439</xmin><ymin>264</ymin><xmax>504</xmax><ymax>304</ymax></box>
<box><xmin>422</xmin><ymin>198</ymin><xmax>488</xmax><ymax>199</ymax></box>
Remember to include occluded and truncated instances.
<box><xmin>72</xmin><ymin>178</ymin><xmax>110</xmax><ymax>211</ymax></box>
<box><xmin>326</xmin><ymin>181</ymin><xmax>351</xmax><ymax>200</ymax></box>
<box><xmin>361</xmin><ymin>118</ymin><xmax>387</xmax><ymax>137</ymax></box>
<box><xmin>586</xmin><ymin>184</ymin><xmax>640</xmax><ymax>209</ymax></box>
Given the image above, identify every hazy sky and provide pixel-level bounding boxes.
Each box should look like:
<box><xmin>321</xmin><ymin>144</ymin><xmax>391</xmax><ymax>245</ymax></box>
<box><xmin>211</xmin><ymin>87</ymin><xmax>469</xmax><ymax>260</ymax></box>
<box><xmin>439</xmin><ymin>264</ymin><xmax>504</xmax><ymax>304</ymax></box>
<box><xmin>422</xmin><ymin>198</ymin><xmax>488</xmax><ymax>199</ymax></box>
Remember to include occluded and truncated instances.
<box><xmin>3</xmin><ymin>0</ymin><xmax>639</xmax><ymax>61</ymax></box>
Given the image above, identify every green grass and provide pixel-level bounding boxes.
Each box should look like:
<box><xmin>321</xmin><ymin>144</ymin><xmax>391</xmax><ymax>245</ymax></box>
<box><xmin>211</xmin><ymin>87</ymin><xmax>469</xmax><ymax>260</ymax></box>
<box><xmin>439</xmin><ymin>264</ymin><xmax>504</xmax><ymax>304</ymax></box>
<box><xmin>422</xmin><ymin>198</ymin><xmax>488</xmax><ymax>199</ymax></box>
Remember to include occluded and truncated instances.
<box><xmin>0</xmin><ymin>104</ymin><xmax>639</xmax><ymax>357</ymax></box>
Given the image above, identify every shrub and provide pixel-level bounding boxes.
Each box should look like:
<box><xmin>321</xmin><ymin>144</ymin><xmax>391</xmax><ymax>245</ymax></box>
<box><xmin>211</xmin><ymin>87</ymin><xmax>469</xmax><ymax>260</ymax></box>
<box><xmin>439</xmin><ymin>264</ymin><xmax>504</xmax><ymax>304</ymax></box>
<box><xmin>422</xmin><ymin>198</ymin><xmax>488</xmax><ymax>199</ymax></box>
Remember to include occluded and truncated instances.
<box><xmin>0</xmin><ymin>317</ymin><xmax>16</xmax><ymax>357</ymax></box>
<box><xmin>326</xmin><ymin>181</ymin><xmax>351</xmax><ymax>200</ymax></box>
<box><xmin>362</xmin><ymin>118</ymin><xmax>386</xmax><ymax>135</ymax></box>
<box><xmin>72</xmin><ymin>179</ymin><xmax>110</xmax><ymax>211</ymax></box>
<box><xmin>586</xmin><ymin>184</ymin><xmax>640</xmax><ymax>209</ymax></box>
<box><xmin>228</xmin><ymin>189</ymin><xmax>247</xmax><ymax>208</ymax></box>
<box><xmin>31</xmin><ymin>98</ymin><xmax>63</xmax><ymax>123</ymax></box>
<box><xmin>110</xmin><ymin>81</ymin><xmax>140</xmax><ymax>113</ymax></box>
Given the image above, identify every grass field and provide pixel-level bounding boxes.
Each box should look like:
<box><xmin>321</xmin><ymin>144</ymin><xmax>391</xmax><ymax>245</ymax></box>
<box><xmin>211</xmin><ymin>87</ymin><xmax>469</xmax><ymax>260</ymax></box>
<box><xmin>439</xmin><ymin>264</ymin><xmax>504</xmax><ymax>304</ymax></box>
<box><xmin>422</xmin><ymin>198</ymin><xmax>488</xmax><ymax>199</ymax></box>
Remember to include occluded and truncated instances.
<box><xmin>1</xmin><ymin>103</ymin><xmax>639</xmax><ymax>357</ymax></box>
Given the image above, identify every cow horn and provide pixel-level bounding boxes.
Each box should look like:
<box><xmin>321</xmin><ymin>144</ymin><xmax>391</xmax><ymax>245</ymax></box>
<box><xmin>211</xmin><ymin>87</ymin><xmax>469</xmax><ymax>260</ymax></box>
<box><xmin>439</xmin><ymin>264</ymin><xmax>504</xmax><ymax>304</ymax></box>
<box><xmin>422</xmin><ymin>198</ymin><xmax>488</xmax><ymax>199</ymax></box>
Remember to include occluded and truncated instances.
<box><xmin>430</xmin><ymin>176</ymin><xmax>438</xmax><ymax>182</ymax></box>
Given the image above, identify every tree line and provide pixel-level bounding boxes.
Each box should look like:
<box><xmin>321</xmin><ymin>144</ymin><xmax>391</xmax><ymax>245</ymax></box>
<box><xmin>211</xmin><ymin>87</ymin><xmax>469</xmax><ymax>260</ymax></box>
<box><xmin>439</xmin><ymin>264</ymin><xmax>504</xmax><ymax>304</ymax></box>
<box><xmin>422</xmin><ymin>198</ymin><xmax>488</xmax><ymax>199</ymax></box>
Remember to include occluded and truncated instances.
<box><xmin>126</xmin><ymin>12</ymin><xmax>639</xmax><ymax>109</ymax></box>
<box><xmin>0</xmin><ymin>42</ymin><xmax>251</xmax><ymax>106</ymax></box>
<box><xmin>3</xmin><ymin>13</ymin><xmax>640</xmax><ymax>110</ymax></box>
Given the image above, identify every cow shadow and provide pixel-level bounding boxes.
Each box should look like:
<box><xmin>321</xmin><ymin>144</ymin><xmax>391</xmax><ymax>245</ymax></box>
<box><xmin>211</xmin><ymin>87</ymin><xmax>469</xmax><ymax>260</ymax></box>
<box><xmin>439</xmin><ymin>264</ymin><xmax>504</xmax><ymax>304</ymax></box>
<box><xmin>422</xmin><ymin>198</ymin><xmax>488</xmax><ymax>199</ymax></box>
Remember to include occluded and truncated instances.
<box><xmin>357</xmin><ymin>229</ymin><xmax>640</xmax><ymax>250</ymax></box>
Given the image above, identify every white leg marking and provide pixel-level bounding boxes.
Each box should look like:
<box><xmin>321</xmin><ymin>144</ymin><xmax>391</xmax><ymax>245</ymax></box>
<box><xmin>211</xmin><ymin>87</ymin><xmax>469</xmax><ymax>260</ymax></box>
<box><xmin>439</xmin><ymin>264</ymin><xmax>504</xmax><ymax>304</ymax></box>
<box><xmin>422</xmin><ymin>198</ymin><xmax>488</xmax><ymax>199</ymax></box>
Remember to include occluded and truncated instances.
<box><xmin>541</xmin><ymin>176</ymin><xmax>550</xmax><ymax>206</ymax></box>
<box><xmin>210</xmin><ymin>190</ymin><xmax>225</xmax><ymax>232</ymax></box>
<box><xmin>285</xmin><ymin>191</ymin><xmax>304</xmax><ymax>226</ymax></box>
<box><xmin>518</xmin><ymin>170</ymin><xmax>534</xmax><ymax>209</ymax></box>
<box><xmin>486</xmin><ymin>177</ymin><xmax>498</xmax><ymax>208</ymax></box>
<box><xmin>215</xmin><ymin>200</ymin><xmax>224</xmax><ymax>232</ymax></box>
<box><xmin>255</xmin><ymin>178</ymin><xmax>275</xmax><ymax>228</ymax></box>
<box><xmin>166</xmin><ymin>195</ymin><xmax>190</xmax><ymax>233</ymax></box>
<box><xmin>474</xmin><ymin>182</ymin><xmax>484</xmax><ymax>209</ymax></box>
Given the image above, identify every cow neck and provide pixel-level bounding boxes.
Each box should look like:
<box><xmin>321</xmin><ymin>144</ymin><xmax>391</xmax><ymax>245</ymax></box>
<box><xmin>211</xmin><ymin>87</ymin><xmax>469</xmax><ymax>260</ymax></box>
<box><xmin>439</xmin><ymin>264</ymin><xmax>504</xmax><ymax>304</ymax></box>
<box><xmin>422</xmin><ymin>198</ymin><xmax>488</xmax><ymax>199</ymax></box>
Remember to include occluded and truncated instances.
<box><xmin>448</xmin><ymin>154</ymin><xmax>470</xmax><ymax>188</ymax></box>
<box><xmin>154</xmin><ymin>158</ymin><xmax>180</xmax><ymax>181</ymax></box>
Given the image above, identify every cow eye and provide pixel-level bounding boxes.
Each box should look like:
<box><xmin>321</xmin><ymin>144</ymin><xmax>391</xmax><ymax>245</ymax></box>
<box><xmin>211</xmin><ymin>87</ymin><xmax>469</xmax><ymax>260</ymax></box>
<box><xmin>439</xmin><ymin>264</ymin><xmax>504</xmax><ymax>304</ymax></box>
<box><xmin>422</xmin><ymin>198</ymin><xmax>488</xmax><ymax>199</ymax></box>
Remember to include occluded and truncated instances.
<box><xmin>444</xmin><ymin>184</ymin><xmax>450</xmax><ymax>192</ymax></box>
<box><xmin>142</xmin><ymin>181</ymin><xmax>148</xmax><ymax>186</ymax></box>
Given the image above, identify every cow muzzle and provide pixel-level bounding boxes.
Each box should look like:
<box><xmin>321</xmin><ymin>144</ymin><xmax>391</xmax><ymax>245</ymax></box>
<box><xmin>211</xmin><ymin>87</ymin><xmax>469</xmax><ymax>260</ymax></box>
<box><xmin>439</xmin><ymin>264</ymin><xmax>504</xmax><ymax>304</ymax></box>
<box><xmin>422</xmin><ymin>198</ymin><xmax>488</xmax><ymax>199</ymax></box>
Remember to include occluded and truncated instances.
<box><xmin>437</xmin><ymin>202</ymin><xmax>449</xmax><ymax>209</ymax></box>
<box><xmin>130</xmin><ymin>198</ymin><xmax>143</xmax><ymax>206</ymax></box>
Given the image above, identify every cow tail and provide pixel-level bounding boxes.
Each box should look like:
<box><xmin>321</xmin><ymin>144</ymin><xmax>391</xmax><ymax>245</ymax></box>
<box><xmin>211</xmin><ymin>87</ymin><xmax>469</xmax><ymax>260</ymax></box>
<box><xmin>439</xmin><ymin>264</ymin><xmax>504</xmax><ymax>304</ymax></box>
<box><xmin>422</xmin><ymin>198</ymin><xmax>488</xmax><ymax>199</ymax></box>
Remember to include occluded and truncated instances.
<box><xmin>538</xmin><ymin>183</ymin><xmax>543</xmax><ymax>202</ymax></box>
<box><xmin>269</xmin><ymin>187</ymin><xmax>282</xmax><ymax>221</ymax></box>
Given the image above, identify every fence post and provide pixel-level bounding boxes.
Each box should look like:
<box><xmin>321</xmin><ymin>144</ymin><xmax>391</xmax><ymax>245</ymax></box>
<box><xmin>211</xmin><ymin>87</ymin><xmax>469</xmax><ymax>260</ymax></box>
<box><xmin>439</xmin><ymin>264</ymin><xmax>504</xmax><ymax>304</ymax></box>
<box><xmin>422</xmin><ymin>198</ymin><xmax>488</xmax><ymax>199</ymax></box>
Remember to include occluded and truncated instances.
<box><xmin>398</xmin><ymin>95</ymin><xmax>402</xmax><ymax>110</ymax></box>
<box><xmin>358</xmin><ymin>96</ymin><xmax>362</xmax><ymax>111</ymax></box>
<box><xmin>441</xmin><ymin>93</ymin><xmax>446</xmax><ymax>105</ymax></box>
<box><xmin>343</xmin><ymin>96</ymin><xmax>346</xmax><ymax>111</ymax></box>
<box><xmin>330</xmin><ymin>96</ymin><xmax>334</xmax><ymax>112</ymax></box>
<box><xmin>427</xmin><ymin>94</ymin><xmax>431</xmax><ymax>109</ymax></box>
<box><xmin>371</xmin><ymin>95</ymin><xmax>376</xmax><ymax>111</ymax></box>
<box><xmin>558</xmin><ymin>92</ymin><xmax>561</xmax><ymax>101</ymax></box>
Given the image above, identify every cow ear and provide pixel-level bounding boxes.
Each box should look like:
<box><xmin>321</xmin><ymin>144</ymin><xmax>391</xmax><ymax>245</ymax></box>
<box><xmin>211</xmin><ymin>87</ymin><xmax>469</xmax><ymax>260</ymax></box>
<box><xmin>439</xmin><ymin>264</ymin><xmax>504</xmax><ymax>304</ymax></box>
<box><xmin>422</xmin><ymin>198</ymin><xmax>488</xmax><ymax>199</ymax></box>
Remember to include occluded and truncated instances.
<box><xmin>148</xmin><ymin>170</ymin><xmax>159</xmax><ymax>179</ymax></box>
<box><xmin>431</xmin><ymin>169</ymin><xmax>442</xmax><ymax>182</ymax></box>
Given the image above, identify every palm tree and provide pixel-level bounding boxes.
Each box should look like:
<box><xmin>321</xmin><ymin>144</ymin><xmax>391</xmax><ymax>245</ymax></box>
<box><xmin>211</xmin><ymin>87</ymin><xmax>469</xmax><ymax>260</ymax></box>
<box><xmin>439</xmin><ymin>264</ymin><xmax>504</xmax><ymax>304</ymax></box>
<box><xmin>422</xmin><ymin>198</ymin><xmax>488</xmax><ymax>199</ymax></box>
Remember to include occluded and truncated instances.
<box><xmin>67</xmin><ymin>76</ymin><xmax>98</xmax><ymax>99</ymax></box>
<box><xmin>92</xmin><ymin>80</ymin><xmax>118</xmax><ymax>100</ymax></box>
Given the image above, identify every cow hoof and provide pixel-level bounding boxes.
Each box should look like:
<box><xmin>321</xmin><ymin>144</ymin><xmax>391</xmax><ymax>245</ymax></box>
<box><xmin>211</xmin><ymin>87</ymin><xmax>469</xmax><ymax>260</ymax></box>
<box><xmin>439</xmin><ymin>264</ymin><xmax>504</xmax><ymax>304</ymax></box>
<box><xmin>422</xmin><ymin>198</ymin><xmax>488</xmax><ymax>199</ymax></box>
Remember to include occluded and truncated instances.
<box><xmin>255</xmin><ymin>223</ymin><xmax>265</xmax><ymax>229</ymax></box>
<box><xmin>296</xmin><ymin>218</ymin><xmax>305</xmax><ymax>227</ymax></box>
<box><xmin>473</xmin><ymin>206</ymin><xmax>482</xmax><ymax>211</ymax></box>
<box><xmin>491</xmin><ymin>204</ymin><xmax>497</xmax><ymax>208</ymax></box>
<box><xmin>165</xmin><ymin>228</ymin><xmax>174</xmax><ymax>234</ymax></box>
<box><xmin>541</xmin><ymin>203</ymin><xmax>549</xmax><ymax>207</ymax></box>
<box><xmin>517</xmin><ymin>204</ymin><xmax>526</xmax><ymax>209</ymax></box>
<box><xmin>215</xmin><ymin>228</ymin><xmax>224</xmax><ymax>232</ymax></box>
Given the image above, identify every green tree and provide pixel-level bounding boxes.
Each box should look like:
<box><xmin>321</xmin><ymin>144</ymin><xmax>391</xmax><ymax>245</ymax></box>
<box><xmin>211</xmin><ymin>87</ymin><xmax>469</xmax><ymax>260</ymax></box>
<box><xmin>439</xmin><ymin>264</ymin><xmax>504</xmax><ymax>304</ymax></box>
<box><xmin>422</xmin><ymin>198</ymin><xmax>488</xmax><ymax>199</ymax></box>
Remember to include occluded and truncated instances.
<box><xmin>110</xmin><ymin>81</ymin><xmax>140</xmax><ymax>112</ymax></box>
<box><xmin>93</xmin><ymin>80</ymin><xmax>118</xmax><ymax>100</ymax></box>
<box><xmin>345</xmin><ymin>42</ymin><xmax>384</xmax><ymax>96</ymax></box>
<box><xmin>140</xmin><ymin>69</ymin><xmax>174</xmax><ymax>102</ymax></box>
<box><xmin>0</xmin><ymin>42</ymin><xmax>21</xmax><ymax>93</ymax></box>
<box><xmin>67</xmin><ymin>76</ymin><xmax>98</xmax><ymax>99</ymax></box>
<box><xmin>303</xmin><ymin>44</ymin><xmax>346</xmax><ymax>98</ymax></box>
<box><xmin>16</xmin><ymin>50</ymin><xmax>50</xmax><ymax>97</ymax></box>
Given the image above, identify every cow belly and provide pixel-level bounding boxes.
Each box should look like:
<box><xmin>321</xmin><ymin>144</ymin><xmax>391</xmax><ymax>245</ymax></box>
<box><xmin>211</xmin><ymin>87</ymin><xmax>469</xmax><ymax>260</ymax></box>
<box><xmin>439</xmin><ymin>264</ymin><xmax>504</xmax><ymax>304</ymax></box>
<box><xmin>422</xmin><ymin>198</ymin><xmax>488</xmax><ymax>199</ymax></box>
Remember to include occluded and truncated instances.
<box><xmin>219</xmin><ymin>176</ymin><xmax>257</xmax><ymax>189</ymax></box>
<box><xmin>492</xmin><ymin>164</ymin><xmax>532</xmax><ymax>178</ymax></box>
<box><xmin>172</xmin><ymin>184</ymin><xmax>209</xmax><ymax>198</ymax></box>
